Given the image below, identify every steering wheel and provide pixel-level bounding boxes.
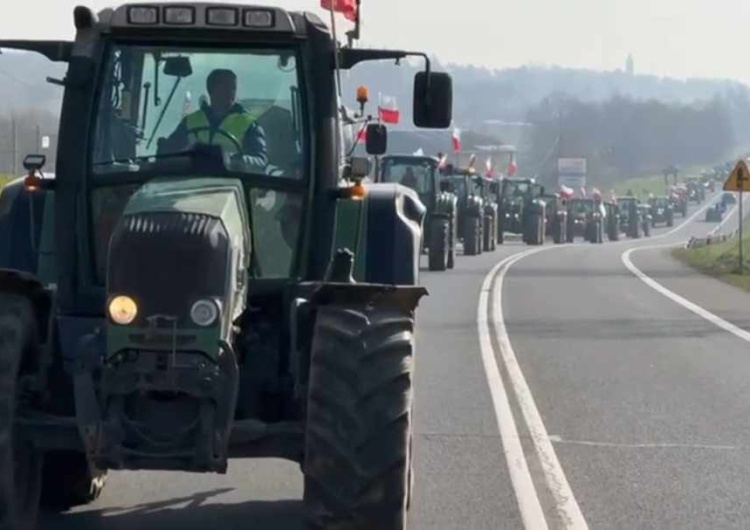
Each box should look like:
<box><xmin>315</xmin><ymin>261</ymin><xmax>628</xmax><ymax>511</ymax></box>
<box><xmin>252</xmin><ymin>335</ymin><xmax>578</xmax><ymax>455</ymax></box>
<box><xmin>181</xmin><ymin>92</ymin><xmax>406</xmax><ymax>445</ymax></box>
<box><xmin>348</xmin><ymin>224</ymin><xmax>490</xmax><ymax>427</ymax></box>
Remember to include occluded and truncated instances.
<box><xmin>186</xmin><ymin>127</ymin><xmax>246</xmax><ymax>155</ymax></box>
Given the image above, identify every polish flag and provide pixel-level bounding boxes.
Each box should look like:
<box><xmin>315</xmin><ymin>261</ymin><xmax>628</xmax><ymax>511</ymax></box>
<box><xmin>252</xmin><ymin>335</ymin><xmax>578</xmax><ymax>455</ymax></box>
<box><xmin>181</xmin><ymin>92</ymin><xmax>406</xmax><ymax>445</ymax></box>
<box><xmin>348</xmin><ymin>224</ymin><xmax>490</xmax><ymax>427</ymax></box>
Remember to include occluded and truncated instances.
<box><xmin>559</xmin><ymin>185</ymin><xmax>574</xmax><ymax>198</ymax></box>
<box><xmin>377</xmin><ymin>94</ymin><xmax>400</xmax><ymax>124</ymax></box>
<box><xmin>580</xmin><ymin>187</ymin><xmax>587</xmax><ymax>198</ymax></box>
<box><xmin>437</xmin><ymin>153</ymin><xmax>448</xmax><ymax>169</ymax></box>
<box><xmin>354</xmin><ymin>124</ymin><xmax>366</xmax><ymax>143</ymax></box>
<box><xmin>468</xmin><ymin>153</ymin><xmax>476</xmax><ymax>169</ymax></box>
<box><xmin>451</xmin><ymin>128</ymin><xmax>461</xmax><ymax>153</ymax></box>
<box><xmin>320</xmin><ymin>0</ymin><xmax>357</xmax><ymax>21</ymax></box>
<box><xmin>485</xmin><ymin>157</ymin><xmax>493</xmax><ymax>177</ymax></box>
<box><xmin>506</xmin><ymin>159</ymin><xmax>518</xmax><ymax>176</ymax></box>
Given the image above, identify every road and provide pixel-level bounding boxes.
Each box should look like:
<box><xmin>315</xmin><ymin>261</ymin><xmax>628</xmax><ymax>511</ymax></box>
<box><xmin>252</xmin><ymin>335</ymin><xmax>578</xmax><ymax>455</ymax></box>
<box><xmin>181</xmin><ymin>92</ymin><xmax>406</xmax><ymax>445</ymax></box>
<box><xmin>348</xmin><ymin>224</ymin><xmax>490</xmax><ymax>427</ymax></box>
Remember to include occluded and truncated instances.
<box><xmin>40</xmin><ymin>192</ymin><xmax>750</xmax><ymax>530</ymax></box>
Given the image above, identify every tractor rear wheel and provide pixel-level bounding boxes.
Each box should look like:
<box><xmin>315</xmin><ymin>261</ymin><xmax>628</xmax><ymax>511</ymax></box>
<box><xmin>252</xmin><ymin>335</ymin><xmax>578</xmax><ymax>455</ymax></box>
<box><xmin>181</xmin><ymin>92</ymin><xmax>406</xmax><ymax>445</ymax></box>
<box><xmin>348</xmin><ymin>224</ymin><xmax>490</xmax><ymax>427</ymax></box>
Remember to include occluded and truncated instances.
<box><xmin>40</xmin><ymin>452</ymin><xmax>107</xmax><ymax>510</ymax></box>
<box><xmin>483</xmin><ymin>215</ymin><xmax>495</xmax><ymax>252</ymax></box>
<box><xmin>464</xmin><ymin>218</ymin><xmax>480</xmax><ymax>256</ymax></box>
<box><xmin>0</xmin><ymin>294</ymin><xmax>43</xmax><ymax>530</ymax></box>
<box><xmin>447</xmin><ymin>217</ymin><xmax>456</xmax><ymax>269</ymax></box>
<box><xmin>427</xmin><ymin>218</ymin><xmax>449</xmax><ymax>272</ymax></box>
<box><xmin>303</xmin><ymin>302</ymin><xmax>416</xmax><ymax>530</ymax></box>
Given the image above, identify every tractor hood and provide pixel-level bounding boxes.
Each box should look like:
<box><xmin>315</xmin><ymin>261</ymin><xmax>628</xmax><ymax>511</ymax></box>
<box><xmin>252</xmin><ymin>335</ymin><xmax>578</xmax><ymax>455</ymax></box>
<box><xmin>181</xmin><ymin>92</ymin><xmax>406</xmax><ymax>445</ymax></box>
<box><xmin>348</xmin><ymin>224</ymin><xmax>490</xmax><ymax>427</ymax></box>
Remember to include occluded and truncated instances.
<box><xmin>106</xmin><ymin>177</ymin><xmax>250</xmax><ymax>357</ymax></box>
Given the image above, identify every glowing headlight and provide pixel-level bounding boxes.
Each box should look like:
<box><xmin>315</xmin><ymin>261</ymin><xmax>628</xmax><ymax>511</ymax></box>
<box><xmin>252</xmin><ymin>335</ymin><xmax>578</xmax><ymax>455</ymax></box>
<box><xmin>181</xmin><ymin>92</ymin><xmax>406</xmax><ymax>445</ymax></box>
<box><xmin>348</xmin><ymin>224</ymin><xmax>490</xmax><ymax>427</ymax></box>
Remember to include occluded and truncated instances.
<box><xmin>108</xmin><ymin>295</ymin><xmax>138</xmax><ymax>325</ymax></box>
<box><xmin>190</xmin><ymin>299</ymin><xmax>219</xmax><ymax>327</ymax></box>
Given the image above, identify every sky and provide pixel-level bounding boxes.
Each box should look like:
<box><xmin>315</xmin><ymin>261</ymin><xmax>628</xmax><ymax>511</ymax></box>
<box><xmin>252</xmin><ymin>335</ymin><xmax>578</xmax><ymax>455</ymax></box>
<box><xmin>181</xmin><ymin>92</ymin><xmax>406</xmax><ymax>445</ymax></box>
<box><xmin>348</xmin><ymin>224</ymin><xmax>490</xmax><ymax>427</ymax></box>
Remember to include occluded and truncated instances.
<box><xmin>3</xmin><ymin>0</ymin><xmax>750</xmax><ymax>84</ymax></box>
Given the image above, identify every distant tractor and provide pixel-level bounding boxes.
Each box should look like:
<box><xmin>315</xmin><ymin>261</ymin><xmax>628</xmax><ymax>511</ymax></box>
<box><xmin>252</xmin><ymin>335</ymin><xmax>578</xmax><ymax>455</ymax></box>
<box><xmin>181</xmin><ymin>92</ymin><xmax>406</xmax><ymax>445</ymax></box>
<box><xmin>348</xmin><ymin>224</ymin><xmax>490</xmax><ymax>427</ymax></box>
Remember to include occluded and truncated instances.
<box><xmin>567</xmin><ymin>198</ymin><xmax>603</xmax><ymax>243</ymax></box>
<box><xmin>540</xmin><ymin>192</ymin><xmax>568</xmax><ymax>244</ymax></box>
<box><xmin>648</xmin><ymin>196</ymin><xmax>675</xmax><ymax>227</ymax></box>
<box><xmin>440</xmin><ymin>167</ymin><xmax>485</xmax><ymax>256</ymax></box>
<box><xmin>379</xmin><ymin>155</ymin><xmax>458</xmax><ymax>271</ymax></box>
<box><xmin>617</xmin><ymin>196</ymin><xmax>648</xmax><ymax>238</ymax></box>
<box><xmin>495</xmin><ymin>177</ymin><xmax>546</xmax><ymax>245</ymax></box>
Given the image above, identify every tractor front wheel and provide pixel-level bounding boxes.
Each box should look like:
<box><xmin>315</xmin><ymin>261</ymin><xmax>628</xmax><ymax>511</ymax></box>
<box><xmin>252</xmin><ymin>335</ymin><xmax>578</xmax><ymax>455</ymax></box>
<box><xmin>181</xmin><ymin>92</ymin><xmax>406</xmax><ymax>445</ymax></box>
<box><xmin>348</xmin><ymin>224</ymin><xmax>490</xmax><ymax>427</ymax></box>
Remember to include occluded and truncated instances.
<box><xmin>0</xmin><ymin>294</ymin><xmax>43</xmax><ymax>530</ymax></box>
<box><xmin>40</xmin><ymin>452</ymin><xmax>107</xmax><ymax>510</ymax></box>
<box><xmin>303</xmin><ymin>302</ymin><xmax>416</xmax><ymax>530</ymax></box>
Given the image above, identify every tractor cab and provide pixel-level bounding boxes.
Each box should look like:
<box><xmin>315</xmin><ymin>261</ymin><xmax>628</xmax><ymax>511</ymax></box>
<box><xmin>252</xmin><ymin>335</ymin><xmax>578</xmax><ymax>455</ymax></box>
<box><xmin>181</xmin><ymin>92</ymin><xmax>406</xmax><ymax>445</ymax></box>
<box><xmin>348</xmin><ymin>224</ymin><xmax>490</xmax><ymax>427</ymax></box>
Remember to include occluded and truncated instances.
<box><xmin>0</xmin><ymin>3</ymin><xmax>453</xmax><ymax>528</ymax></box>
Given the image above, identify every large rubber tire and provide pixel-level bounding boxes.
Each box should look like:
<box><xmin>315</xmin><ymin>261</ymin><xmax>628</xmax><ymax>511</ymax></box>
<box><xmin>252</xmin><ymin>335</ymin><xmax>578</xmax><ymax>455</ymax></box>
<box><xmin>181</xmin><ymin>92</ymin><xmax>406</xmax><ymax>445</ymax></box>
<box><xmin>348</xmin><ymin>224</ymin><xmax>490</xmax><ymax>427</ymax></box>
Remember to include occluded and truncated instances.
<box><xmin>447</xmin><ymin>217</ymin><xmax>456</xmax><ymax>270</ymax></box>
<box><xmin>483</xmin><ymin>215</ymin><xmax>495</xmax><ymax>252</ymax></box>
<box><xmin>0</xmin><ymin>294</ymin><xmax>43</xmax><ymax>530</ymax></box>
<box><xmin>40</xmin><ymin>452</ymin><xmax>107</xmax><ymax>510</ymax></box>
<box><xmin>667</xmin><ymin>214</ymin><xmax>674</xmax><ymax>227</ymax></box>
<box><xmin>643</xmin><ymin>221</ymin><xmax>651</xmax><ymax>237</ymax></box>
<box><xmin>303</xmin><ymin>303</ymin><xmax>416</xmax><ymax>530</ymax></box>
<box><xmin>464</xmin><ymin>218</ymin><xmax>480</xmax><ymax>256</ymax></box>
<box><xmin>427</xmin><ymin>218</ymin><xmax>449</xmax><ymax>272</ymax></box>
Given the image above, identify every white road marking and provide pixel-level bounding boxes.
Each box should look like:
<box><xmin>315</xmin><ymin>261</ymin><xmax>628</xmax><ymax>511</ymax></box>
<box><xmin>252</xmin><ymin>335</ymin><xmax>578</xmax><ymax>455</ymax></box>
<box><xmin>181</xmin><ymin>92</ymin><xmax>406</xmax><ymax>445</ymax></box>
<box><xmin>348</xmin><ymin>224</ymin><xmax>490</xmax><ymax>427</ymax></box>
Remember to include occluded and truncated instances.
<box><xmin>621</xmin><ymin>247</ymin><xmax>750</xmax><ymax>344</ymax></box>
<box><xmin>477</xmin><ymin>247</ymin><xmax>550</xmax><ymax>530</ymax></box>
<box><xmin>471</xmin><ymin>194</ymin><xmax>717</xmax><ymax>528</ymax></box>
<box><xmin>494</xmin><ymin>250</ymin><xmax>589</xmax><ymax>530</ymax></box>
<box><xmin>548</xmin><ymin>434</ymin><xmax>738</xmax><ymax>451</ymax></box>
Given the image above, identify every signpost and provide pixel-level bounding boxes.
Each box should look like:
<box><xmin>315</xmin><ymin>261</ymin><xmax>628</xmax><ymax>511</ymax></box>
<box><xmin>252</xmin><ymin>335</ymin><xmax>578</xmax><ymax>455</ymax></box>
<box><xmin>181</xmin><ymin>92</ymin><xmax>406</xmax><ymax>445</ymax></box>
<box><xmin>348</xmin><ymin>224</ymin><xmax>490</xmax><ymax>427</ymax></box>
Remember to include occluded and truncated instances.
<box><xmin>557</xmin><ymin>157</ymin><xmax>587</xmax><ymax>191</ymax></box>
<box><xmin>724</xmin><ymin>160</ymin><xmax>749</xmax><ymax>273</ymax></box>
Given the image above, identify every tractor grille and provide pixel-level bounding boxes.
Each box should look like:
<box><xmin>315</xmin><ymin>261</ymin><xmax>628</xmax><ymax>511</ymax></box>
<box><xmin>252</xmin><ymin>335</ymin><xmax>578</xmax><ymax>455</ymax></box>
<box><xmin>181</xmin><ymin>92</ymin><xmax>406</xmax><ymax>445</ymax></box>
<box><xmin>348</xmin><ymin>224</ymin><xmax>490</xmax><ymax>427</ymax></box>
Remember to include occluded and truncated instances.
<box><xmin>108</xmin><ymin>212</ymin><xmax>229</xmax><ymax>326</ymax></box>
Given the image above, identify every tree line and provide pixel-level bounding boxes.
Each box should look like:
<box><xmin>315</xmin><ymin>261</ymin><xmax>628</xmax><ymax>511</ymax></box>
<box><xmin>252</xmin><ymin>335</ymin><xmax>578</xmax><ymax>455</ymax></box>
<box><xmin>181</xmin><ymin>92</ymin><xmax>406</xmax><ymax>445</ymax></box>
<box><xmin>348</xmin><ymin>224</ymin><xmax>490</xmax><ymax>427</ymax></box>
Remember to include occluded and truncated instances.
<box><xmin>524</xmin><ymin>93</ymin><xmax>735</xmax><ymax>188</ymax></box>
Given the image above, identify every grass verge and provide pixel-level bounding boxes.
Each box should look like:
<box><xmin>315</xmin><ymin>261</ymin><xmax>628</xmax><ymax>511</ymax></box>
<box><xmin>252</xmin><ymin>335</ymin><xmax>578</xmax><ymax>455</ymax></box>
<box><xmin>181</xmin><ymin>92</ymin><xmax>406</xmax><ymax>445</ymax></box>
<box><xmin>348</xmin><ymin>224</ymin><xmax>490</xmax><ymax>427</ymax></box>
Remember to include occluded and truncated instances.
<box><xmin>672</xmin><ymin>218</ymin><xmax>750</xmax><ymax>291</ymax></box>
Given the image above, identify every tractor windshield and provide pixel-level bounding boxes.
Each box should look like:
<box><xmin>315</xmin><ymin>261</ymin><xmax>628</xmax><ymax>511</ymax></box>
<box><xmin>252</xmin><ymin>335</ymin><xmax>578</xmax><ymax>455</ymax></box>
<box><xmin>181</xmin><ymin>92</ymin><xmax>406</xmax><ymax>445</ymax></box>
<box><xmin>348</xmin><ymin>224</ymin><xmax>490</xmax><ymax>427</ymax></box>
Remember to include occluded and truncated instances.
<box><xmin>380</xmin><ymin>158</ymin><xmax>434</xmax><ymax>194</ymax></box>
<box><xmin>88</xmin><ymin>42</ymin><xmax>307</xmax><ymax>283</ymax></box>
<box><xmin>570</xmin><ymin>200</ymin><xmax>593</xmax><ymax>214</ymax></box>
<box><xmin>502</xmin><ymin>180</ymin><xmax>530</xmax><ymax>199</ymax></box>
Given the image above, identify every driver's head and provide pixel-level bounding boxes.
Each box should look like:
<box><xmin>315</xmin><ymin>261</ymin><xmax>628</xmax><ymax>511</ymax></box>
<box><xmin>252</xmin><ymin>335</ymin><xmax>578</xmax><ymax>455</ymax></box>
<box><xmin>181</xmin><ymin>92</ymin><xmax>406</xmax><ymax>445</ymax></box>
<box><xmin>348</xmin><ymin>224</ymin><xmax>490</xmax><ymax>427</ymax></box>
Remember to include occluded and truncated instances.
<box><xmin>206</xmin><ymin>69</ymin><xmax>237</xmax><ymax>114</ymax></box>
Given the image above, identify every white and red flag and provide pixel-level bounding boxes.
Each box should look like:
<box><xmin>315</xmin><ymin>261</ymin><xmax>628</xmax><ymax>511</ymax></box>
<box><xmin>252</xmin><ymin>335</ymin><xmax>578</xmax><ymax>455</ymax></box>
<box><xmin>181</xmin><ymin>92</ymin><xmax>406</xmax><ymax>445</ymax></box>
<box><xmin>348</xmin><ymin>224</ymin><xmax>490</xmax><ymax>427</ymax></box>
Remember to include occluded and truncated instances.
<box><xmin>451</xmin><ymin>128</ymin><xmax>461</xmax><ymax>153</ymax></box>
<box><xmin>377</xmin><ymin>94</ymin><xmax>400</xmax><ymax>124</ymax></box>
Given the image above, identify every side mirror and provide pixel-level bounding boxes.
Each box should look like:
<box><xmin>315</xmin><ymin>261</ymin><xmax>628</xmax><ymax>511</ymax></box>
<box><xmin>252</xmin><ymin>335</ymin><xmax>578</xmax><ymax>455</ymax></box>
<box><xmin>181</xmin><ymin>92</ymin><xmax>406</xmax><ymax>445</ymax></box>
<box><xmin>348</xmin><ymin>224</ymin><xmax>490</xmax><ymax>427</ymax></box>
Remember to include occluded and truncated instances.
<box><xmin>164</xmin><ymin>56</ymin><xmax>193</xmax><ymax>77</ymax></box>
<box><xmin>413</xmin><ymin>71</ymin><xmax>453</xmax><ymax>128</ymax></box>
<box><xmin>23</xmin><ymin>154</ymin><xmax>46</xmax><ymax>172</ymax></box>
<box><xmin>365</xmin><ymin>123</ymin><xmax>387</xmax><ymax>155</ymax></box>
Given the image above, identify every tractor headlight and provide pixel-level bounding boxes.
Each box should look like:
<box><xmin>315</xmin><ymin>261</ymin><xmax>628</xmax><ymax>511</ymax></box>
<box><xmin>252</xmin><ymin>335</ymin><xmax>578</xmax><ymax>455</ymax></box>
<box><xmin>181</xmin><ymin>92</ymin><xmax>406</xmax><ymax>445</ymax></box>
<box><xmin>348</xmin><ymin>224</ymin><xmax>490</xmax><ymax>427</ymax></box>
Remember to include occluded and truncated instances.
<box><xmin>190</xmin><ymin>299</ymin><xmax>219</xmax><ymax>327</ymax></box>
<box><xmin>108</xmin><ymin>295</ymin><xmax>138</xmax><ymax>325</ymax></box>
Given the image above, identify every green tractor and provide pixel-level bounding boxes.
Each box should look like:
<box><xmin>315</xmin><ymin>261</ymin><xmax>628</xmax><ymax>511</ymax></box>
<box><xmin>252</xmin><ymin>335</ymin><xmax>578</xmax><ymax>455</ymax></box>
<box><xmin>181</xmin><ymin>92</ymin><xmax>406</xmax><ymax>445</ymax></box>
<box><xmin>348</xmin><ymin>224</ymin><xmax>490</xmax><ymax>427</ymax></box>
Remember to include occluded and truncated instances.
<box><xmin>685</xmin><ymin>178</ymin><xmax>705</xmax><ymax>204</ymax></box>
<box><xmin>603</xmin><ymin>200</ymin><xmax>620</xmax><ymax>241</ymax></box>
<box><xmin>0</xmin><ymin>4</ymin><xmax>453</xmax><ymax>529</ymax></box>
<box><xmin>440</xmin><ymin>166</ymin><xmax>485</xmax><ymax>256</ymax></box>
<box><xmin>495</xmin><ymin>177</ymin><xmax>546</xmax><ymax>245</ymax></box>
<box><xmin>648</xmin><ymin>196</ymin><xmax>675</xmax><ymax>227</ymax></box>
<box><xmin>637</xmin><ymin>204</ymin><xmax>654</xmax><ymax>237</ymax></box>
<box><xmin>378</xmin><ymin>154</ymin><xmax>458</xmax><ymax>271</ymax></box>
<box><xmin>616</xmin><ymin>196</ymin><xmax>649</xmax><ymax>238</ymax></box>
<box><xmin>471</xmin><ymin>174</ymin><xmax>499</xmax><ymax>252</ymax></box>
<box><xmin>540</xmin><ymin>192</ymin><xmax>568</xmax><ymax>244</ymax></box>
<box><xmin>567</xmin><ymin>198</ymin><xmax>604</xmax><ymax>243</ymax></box>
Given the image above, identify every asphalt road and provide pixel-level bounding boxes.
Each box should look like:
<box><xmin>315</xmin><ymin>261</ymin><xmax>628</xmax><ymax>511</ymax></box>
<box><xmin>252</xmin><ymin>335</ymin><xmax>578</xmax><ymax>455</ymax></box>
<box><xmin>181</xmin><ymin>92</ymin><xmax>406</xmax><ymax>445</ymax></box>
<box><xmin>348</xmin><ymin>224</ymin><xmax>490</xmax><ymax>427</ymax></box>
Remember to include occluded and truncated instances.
<box><xmin>40</xmin><ymin>192</ymin><xmax>750</xmax><ymax>530</ymax></box>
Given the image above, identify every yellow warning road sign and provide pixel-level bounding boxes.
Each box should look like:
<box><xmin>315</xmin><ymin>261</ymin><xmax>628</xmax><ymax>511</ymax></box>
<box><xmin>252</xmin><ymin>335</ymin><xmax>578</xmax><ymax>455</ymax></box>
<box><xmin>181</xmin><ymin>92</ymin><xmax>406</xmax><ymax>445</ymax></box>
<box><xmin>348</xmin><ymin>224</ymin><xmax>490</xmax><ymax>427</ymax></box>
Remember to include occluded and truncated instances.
<box><xmin>724</xmin><ymin>160</ymin><xmax>750</xmax><ymax>192</ymax></box>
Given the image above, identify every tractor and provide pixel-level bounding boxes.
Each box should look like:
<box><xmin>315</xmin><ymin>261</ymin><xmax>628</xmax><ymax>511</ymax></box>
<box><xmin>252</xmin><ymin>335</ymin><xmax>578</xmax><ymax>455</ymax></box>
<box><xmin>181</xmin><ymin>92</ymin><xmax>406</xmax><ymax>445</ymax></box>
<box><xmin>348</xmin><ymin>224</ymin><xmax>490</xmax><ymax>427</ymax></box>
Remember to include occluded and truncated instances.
<box><xmin>566</xmin><ymin>198</ymin><xmax>603</xmax><ymax>243</ymax></box>
<box><xmin>669</xmin><ymin>186</ymin><xmax>688</xmax><ymax>217</ymax></box>
<box><xmin>439</xmin><ymin>166</ymin><xmax>485</xmax><ymax>256</ymax></box>
<box><xmin>616</xmin><ymin>196</ymin><xmax>647</xmax><ymax>238</ymax></box>
<box><xmin>0</xmin><ymin>3</ymin><xmax>452</xmax><ymax>529</ymax></box>
<box><xmin>471</xmin><ymin>174</ymin><xmax>498</xmax><ymax>252</ymax></box>
<box><xmin>540</xmin><ymin>192</ymin><xmax>568</xmax><ymax>244</ymax></box>
<box><xmin>648</xmin><ymin>196</ymin><xmax>674</xmax><ymax>227</ymax></box>
<box><xmin>377</xmin><ymin>154</ymin><xmax>458</xmax><ymax>271</ymax></box>
<box><xmin>637</xmin><ymin>204</ymin><xmax>653</xmax><ymax>237</ymax></box>
<box><xmin>603</xmin><ymin>200</ymin><xmax>620</xmax><ymax>241</ymax></box>
<box><xmin>685</xmin><ymin>178</ymin><xmax>705</xmax><ymax>204</ymax></box>
<box><xmin>494</xmin><ymin>177</ymin><xmax>546</xmax><ymax>245</ymax></box>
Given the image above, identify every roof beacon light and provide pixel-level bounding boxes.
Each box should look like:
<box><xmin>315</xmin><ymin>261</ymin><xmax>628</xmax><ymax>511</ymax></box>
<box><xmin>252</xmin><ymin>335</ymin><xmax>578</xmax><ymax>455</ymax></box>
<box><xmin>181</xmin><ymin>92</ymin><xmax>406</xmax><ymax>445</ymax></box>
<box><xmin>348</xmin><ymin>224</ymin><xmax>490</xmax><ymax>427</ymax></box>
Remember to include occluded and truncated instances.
<box><xmin>164</xmin><ymin>6</ymin><xmax>195</xmax><ymax>25</ymax></box>
<box><xmin>128</xmin><ymin>6</ymin><xmax>158</xmax><ymax>24</ymax></box>
<box><xmin>207</xmin><ymin>7</ymin><xmax>238</xmax><ymax>26</ymax></box>
<box><xmin>244</xmin><ymin>9</ymin><xmax>274</xmax><ymax>28</ymax></box>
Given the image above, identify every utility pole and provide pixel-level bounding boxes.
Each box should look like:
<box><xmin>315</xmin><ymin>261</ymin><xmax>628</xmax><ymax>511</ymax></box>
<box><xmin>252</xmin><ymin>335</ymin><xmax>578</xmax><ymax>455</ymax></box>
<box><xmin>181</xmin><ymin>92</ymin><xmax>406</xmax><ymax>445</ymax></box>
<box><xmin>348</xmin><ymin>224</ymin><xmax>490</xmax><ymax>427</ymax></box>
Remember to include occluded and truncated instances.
<box><xmin>11</xmin><ymin>114</ymin><xmax>17</xmax><ymax>176</ymax></box>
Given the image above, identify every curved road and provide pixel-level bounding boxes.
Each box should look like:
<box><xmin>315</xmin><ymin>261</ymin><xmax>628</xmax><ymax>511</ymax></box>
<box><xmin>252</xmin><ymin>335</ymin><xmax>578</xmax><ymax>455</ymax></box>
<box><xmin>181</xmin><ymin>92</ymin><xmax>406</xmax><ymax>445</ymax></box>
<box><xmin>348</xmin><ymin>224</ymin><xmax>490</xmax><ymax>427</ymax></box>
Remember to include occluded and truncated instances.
<box><xmin>40</xmin><ymin>193</ymin><xmax>749</xmax><ymax>529</ymax></box>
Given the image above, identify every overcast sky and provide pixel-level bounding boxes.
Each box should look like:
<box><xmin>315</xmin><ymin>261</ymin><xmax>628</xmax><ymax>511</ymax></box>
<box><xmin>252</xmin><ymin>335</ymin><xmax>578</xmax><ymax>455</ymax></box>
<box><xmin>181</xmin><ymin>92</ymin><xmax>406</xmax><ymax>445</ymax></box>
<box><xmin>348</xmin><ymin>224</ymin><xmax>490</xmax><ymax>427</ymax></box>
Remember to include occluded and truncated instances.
<box><xmin>3</xmin><ymin>0</ymin><xmax>750</xmax><ymax>84</ymax></box>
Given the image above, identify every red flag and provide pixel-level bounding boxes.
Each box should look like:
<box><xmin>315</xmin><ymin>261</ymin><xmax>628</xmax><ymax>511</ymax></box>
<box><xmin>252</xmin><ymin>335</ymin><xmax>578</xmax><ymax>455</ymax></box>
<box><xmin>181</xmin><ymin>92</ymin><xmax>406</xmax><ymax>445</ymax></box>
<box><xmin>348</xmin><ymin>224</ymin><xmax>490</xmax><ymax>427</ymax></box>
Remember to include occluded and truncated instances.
<box><xmin>437</xmin><ymin>154</ymin><xmax>448</xmax><ymax>169</ymax></box>
<box><xmin>320</xmin><ymin>0</ymin><xmax>357</xmax><ymax>21</ymax></box>
<box><xmin>451</xmin><ymin>128</ymin><xmax>461</xmax><ymax>153</ymax></box>
<box><xmin>485</xmin><ymin>157</ymin><xmax>493</xmax><ymax>177</ymax></box>
<box><xmin>355</xmin><ymin>125</ymin><xmax>366</xmax><ymax>143</ymax></box>
<box><xmin>507</xmin><ymin>160</ymin><xmax>517</xmax><ymax>176</ymax></box>
<box><xmin>378</xmin><ymin>94</ymin><xmax>400</xmax><ymax>124</ymax></box>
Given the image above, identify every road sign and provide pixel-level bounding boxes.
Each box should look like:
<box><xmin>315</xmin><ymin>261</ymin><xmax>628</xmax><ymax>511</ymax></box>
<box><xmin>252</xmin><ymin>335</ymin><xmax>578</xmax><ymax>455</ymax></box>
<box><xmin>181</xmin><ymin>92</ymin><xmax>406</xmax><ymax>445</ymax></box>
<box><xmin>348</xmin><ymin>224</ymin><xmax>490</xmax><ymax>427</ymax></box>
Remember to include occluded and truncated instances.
<box><xmin>723</xmin><ymin>160</ymin><xmax>750</xmax><ymax>191</ymax></box>
<box><xmin>41</xmin><ymin>136</ymin><xmax>49</xmax><ymax>149</ymax></box>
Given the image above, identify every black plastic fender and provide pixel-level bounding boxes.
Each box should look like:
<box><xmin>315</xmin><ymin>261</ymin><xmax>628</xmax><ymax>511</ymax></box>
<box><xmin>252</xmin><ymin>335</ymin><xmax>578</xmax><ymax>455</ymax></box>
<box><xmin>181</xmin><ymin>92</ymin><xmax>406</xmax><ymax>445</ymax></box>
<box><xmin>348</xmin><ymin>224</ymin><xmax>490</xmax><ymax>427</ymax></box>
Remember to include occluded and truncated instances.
<box><xmin>364</xmin><ymin>184</ymin><xmax>426</xmax><ymax>286</ymax></box>
<box><xmin>0</xmin><ymin>178</ymin><xmax>48</xmax><ymax>274</ymax></box>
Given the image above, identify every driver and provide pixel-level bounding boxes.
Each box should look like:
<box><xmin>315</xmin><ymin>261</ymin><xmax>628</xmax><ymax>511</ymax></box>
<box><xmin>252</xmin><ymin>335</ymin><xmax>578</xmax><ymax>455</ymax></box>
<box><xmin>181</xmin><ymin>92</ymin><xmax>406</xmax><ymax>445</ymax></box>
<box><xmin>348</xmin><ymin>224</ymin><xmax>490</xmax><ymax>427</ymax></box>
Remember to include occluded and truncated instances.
<box><xmin>160</xmin><ymin>68</ymin><xmax>268</xmax><ymax>168</ymax></box>
<box><xmin>401</xmin><ymin>167</ymin><xmax>418</xmax><ymax>189</ymax></box>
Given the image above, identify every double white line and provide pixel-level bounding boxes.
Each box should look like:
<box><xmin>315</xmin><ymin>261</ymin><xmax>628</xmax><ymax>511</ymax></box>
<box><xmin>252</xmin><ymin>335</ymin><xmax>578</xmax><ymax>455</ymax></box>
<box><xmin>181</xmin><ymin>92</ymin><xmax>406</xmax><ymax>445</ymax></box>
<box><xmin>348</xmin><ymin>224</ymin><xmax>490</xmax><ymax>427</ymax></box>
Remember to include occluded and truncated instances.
<box><xmin>477</xmin><ymin>247</ymin><xmax>588</xmax><ymax>529</ymax></box>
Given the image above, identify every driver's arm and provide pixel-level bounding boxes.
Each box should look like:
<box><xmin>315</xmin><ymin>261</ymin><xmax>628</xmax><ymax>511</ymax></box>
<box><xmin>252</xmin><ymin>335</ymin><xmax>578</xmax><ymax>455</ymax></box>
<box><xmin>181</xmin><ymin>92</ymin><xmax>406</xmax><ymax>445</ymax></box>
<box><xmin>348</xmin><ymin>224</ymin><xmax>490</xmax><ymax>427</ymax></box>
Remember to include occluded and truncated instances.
<box><xmin>158</xmin><ymin>118</ymin><xmax>189</xmax><ymax>154</ymax></box>
<box><xmin>241</xmin><ymin>123</ymin><xmax>269</xmax><ymax>167</ymax></box>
